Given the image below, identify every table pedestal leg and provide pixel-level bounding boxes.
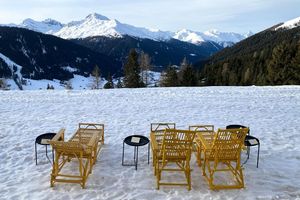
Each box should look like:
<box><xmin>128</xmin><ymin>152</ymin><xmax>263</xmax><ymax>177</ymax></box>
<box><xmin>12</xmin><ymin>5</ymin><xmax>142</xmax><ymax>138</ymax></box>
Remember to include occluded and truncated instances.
<box><xmin>122</xmin><ymin>142</ymin><xmax>125</xmax><ymax>165</ymax></box>
<box><xmin>35</xmin><ymin>142</ymin><xmax>37</xmax><ymax>165</ymax></box>
<box><xmin>135</xmin><ymin>147</ymin><xmax>138</xmax><ymax>170</ymax></box>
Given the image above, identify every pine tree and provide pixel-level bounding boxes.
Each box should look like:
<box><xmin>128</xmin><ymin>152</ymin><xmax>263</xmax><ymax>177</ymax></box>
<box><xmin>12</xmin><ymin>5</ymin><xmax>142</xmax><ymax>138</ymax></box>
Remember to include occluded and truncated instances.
<box><xmin>123</xmin><ymin>49</ymin><xmax>143</xmax><ymax>88</ymax></box>
<box><xmin>160</xmin><ymin>65</ymin><xmax>178</xmax><ymax>87</ymax></box>
<box><xmin>92</xmin><ymin>65</ymin><xmax>101</xmax><ymax>89</ymax></box>
<box><xmin>181</xmin><ymin>64</ymin><xmax>197</xmax><ymax>86</ymax></box>
<box><xmin>116</xmin><ymin>78</ymin><xmax>123</xmax><ymax>88</ymax></box>
<box><xmin>104</xmin><ymin>73</ymin><xmax>114</xmax><ymax>89</ymax></box>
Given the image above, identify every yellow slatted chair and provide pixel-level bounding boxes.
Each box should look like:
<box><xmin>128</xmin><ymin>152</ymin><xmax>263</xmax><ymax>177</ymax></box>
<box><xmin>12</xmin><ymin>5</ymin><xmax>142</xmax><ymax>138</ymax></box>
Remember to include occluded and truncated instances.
<box><xmin>189</xmin><ymin>125</ymin><xmax>214</xmax><ymax>166</ymax></box>
<box><xmin>76</xmin><ymin>123</ymin><xmax>104</xmax><ymax>156</ymax></box>
<box><xmin>150</xmin><ymin>123</ymin><xmax>176</xmax><ymax>170</ymax></box>
<box><xmin>49</xmin><ymin>123</ymin><xmax>104</xmax><ymax>188</ymax></box>
<box><xmin>152</xmin><ymin>129</ymin><xmax>196</xmax><ymax>190</ymax></box>
<box><xmin>197</xmin><ymin>128</ymin><xmax>248</xmax><ymax>190</ymax></box>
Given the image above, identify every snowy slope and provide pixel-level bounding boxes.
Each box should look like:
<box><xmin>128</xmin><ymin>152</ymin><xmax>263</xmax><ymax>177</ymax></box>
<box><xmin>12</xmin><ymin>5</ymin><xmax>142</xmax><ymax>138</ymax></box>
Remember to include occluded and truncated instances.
<box><xmin>0</xmin><ymin>52</ymin><xmax>23</xmax><ymax>89</ymax></box>
<box><xmin>0</xmin><ymin>86</ymin><xmax>299</xmax><ymax>199</ymax></box>
<box><xmin>275</xmin><ymin>16</ymin><xmax>300</xmax><ymax>30</ymax></box>
<box><xmin>4</xmin><ymin>70</ymin><xmax>160</xmax><ymax>90</ymax></box>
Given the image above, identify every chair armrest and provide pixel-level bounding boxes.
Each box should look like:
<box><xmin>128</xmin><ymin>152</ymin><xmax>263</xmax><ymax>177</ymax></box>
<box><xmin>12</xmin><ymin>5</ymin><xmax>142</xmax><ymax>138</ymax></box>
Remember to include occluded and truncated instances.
<box><xmin>197</xmin><ymin>133</ymin><xmax>212</xmax><ymax>150</ymax></box>
<box><xmin>50</xmin><ymin>128</ymin><xmax>65</xmax><ymax>142</ymax></box>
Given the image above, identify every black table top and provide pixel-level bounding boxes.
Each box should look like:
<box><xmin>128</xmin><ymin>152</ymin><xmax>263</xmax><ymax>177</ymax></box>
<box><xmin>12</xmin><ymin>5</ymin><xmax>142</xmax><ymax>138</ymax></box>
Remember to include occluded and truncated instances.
<box><xmin>244</xmin><ymin>135</ymin><xmax>259</xmax><ymax>146</ymax></box>
<box><xmin>124</xmin><ymin>135</ymin><xmax>149</xmax><ymax>146</ymax></box>
<box><xmin>35</xmin><ymin>133</ymin><xmax>56</xmax><ymax>145</ymax></box>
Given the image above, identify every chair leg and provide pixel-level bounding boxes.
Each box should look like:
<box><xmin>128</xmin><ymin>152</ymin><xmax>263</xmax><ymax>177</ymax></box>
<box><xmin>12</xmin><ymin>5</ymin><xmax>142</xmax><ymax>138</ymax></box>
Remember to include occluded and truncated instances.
<box><xmin>156</xmin><ymin>162</ymin><xmax>160</xmax><ymax>189</ymax></box>
<box><xmin>186</xmin><ymin>164</ymin><xmax>191</xmax><ymax>190</ymax></box>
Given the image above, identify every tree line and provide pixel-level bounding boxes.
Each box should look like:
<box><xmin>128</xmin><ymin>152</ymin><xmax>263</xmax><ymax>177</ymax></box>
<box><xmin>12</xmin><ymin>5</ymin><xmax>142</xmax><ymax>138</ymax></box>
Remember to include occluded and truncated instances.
<box><xmin>91</xmin><ymin>48</ymin><xmax>200</xmax><ymax>89</ymax></box>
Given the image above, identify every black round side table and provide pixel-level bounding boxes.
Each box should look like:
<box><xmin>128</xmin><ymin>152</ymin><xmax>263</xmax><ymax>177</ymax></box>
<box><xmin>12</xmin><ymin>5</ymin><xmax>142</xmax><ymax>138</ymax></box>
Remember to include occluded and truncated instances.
<box><xmin>35</xmin><ymin>133</ymin><xmax>56</xmax><ymax>165</ymax></box>
<box><xmin>122</xmin><ymin>135</ymin><xmax>150</xmax><ymax>170</ymax></box>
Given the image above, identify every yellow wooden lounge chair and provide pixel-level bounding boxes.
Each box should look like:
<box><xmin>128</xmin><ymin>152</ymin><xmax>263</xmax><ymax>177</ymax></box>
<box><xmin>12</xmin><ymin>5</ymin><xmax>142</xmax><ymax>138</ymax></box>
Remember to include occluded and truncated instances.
<box><xmin>150</xmin><ymin>123</ymin><xmax>175</xmax><ymax>169</ymax></box>
<box><xmin>196</xmin><ymin>128</ymin><xmax>248</xmax><ymax>190</ymax></box>
<box><xmin>49</xmin><ymin>123</ymin><xmax>104</xmax><ymax>188</ymax></box>
<box><xmin>151</xmin><ymin>129</ymin><xmax>196</xmax><ymax>190</ymax></box>
<box><xmin>189</xmin><ymin>125</ymin><xmax>214</xmax><ymax>166</ymax></box>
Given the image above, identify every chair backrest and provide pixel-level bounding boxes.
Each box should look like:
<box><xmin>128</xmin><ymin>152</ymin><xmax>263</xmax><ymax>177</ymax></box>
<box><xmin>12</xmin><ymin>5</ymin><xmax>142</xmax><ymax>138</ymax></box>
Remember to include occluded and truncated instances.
<box><xmin>151</xmin><ymin>123</ymin><xmax>176</xmax><ymax>132</ymax></box>
<box><xmin>210</xmin><ymin>128</ymin><xmax>249</xmax><ymax>160</ymax></box>
<box><xmin>189</xmin><ymin>125</ymin><xmax>214</xmax><ymax>132</ymax></box>
<box><xmin>161</xmin><ymin>129</ymin><xmax>196</xmax><ymax>162</ymax></box>
<box><xmin>77</xmin><ymin>123</ymin><xmax>104</xmax><ymax>142</ymax></box>
<box><xmin>189</xmin><ymin>125</ymin><xmax>215</xmax><ymax>141</ymax></box>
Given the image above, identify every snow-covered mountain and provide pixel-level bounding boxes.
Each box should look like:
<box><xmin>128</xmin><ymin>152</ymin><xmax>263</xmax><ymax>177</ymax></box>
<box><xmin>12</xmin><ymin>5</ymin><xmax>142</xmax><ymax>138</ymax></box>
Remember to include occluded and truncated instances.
<box><xmin>56</xmin><ymin>13</ymin><xmax>172</xmax><ymax>41</ymax></box>
<box><xmin>173</xmin><ymin>29</ymin><xmax>252</xmax><ymax>47</ymax></box>
<box><xmin>19</xmin><ymin>18</ymin><xmax>64</xmax><ymax>34</ymax></box>
<box><xmin>3</xmin><ymin>13</ymin><xmax>249</xmax><ymax>46</ymax></box>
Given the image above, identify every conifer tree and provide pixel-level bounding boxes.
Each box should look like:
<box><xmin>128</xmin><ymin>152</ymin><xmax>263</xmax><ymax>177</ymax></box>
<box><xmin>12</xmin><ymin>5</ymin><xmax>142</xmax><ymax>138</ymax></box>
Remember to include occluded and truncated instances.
<box><xmin>123</xmin><ymin>49</ymin><xmax>143</xmax><ymax>88</ymax></box>
<box><xmin>116</xmin><ymin>78</ymin><xmax>123</xmax><ymax>88</ymax></box>
<box><xmin>104</xmin><ymin>73</ymin><xmax>114</xmax><ymax>89</ymax></box>
<box><xmin>160</xmin><ymin>65</ymin><xmax>178</xmax><ymax>87</ymax></box>
<box><xmin>181</xmin><ymin>64</ymin><xmax>197</xmax><ymax>86</ymax></box>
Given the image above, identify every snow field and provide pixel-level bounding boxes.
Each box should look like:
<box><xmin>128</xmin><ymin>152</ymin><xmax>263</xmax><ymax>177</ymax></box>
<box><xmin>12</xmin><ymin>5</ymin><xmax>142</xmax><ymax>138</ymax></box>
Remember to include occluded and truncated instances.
<box><xmin>0</xmin><ymin>86</ymin><xmax>300</xmax><ymax>199</ymax></box>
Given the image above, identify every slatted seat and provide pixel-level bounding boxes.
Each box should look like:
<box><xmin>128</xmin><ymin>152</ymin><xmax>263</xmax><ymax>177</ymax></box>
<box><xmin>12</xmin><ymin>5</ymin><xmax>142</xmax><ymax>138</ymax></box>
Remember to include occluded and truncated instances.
<box><xmin>151</xmin><ymin>129</ymin><xmax>196</xmax><ymax>190</ymax></box>
<box><xmin>196</xmin><ymin>128</ymin><xmax>248</xmax><ymax>190</ymax></box>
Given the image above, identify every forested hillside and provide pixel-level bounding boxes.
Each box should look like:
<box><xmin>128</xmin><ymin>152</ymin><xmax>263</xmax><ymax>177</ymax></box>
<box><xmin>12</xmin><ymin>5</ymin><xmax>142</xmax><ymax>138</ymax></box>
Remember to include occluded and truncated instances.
<box><xmin>200</xmin><ymin>26</ymin><xmax>300</xmax><ymax>85</ymax></box>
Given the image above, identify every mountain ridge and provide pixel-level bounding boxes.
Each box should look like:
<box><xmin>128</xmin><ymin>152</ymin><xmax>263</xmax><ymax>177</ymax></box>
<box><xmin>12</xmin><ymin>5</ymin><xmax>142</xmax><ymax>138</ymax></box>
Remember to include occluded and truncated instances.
<box><xmin>2</xmin><ymin>13</ymin><xmax>250</xmax><ymax>46</ymax></box>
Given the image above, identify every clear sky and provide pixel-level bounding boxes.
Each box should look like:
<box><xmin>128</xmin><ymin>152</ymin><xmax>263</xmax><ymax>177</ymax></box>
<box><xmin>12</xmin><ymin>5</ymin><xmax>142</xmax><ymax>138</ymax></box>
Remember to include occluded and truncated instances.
<box><xmin>0</xmin><ymin>0</ymin><xmax>299</xmax><ymax>33</ymax></box>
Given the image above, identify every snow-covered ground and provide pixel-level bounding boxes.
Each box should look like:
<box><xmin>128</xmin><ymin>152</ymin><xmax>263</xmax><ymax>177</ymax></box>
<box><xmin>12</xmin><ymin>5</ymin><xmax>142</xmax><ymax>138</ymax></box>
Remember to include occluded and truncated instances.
<box><xmin>0</xmin><ymin>86</ymin><xmax>300</xmax><ymax>200</ymax></box>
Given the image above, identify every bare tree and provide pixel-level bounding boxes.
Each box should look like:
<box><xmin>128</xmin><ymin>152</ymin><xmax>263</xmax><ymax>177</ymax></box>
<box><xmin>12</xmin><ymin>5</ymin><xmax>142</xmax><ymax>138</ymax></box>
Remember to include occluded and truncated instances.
<box><xmin>92</xmin><ymin>65</ymin><xmax>101</xmax><ymax>89</ymax></box>
<box><xmin>0</xmin><ymin>78</ymin><xmax>8</xmax><ymax>90</ymax></box>
<box><xmin>140</xmin><ymin>52</ymin><xmax>152</xmax><ymax>87</ymax></box>
<box><xmin>178</xmin><ymin>57</ymin><xmax>188</xmax><ymax>82</ymax></box>
<box><xmin>65</xmin><ymin>80</ymin><xmax>73</xmax><ymax>90</ymax></box>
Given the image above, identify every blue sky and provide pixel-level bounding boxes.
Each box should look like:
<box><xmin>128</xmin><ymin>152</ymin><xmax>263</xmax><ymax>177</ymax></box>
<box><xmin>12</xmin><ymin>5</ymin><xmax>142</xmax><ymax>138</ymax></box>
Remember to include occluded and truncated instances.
<box><xmin>0</xmin><ymin>0</ymin><xmax>299</xmax><ymax>33</ymax></box>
